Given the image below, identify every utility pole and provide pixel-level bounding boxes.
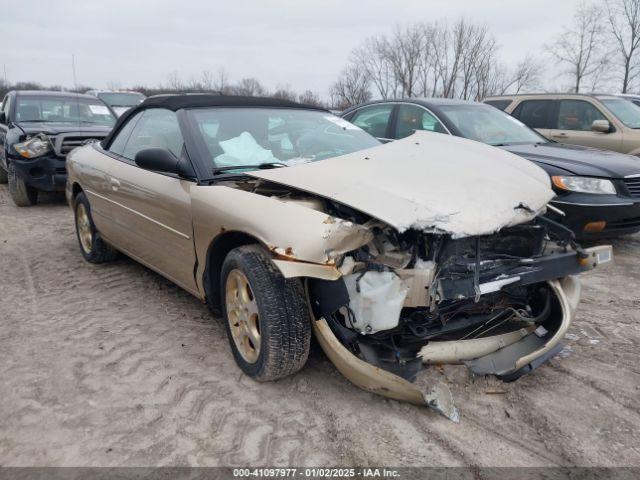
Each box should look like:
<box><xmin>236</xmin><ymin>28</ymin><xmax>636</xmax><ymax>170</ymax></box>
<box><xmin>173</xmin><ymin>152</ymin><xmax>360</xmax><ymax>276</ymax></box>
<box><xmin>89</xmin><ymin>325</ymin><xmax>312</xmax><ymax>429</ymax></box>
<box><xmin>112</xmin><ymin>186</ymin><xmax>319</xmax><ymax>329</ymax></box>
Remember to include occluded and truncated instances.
<box><xmin>71</xmin><ymin>54</ymin><xmax>78</xmax><ymax>91</ymax></box>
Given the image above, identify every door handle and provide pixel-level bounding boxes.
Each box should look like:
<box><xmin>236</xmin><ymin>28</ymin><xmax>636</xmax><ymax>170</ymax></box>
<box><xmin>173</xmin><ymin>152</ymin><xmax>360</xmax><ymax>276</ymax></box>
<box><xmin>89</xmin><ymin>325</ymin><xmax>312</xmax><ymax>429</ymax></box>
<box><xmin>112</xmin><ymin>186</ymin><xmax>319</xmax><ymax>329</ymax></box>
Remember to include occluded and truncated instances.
<box><xmin>552</xmin><ymin>133</ymin><xmax>568</xmax><ymax>138</ymax></box>
<box><xmin>109</xmin><ymin>177</ymin><xmax>121</xmax><ymax>191</ymax></box>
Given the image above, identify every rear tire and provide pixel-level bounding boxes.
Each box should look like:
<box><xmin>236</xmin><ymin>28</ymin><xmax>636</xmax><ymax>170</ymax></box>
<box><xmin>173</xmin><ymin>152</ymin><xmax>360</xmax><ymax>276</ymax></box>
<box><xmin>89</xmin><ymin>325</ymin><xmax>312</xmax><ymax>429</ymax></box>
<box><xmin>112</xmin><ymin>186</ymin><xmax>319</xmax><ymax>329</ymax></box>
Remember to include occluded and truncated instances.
<box><xmin>221</xmin><ymin>244</ymin><xmax>311</xmax><ymax>381</ymax></box>
<box><xmin>74</xmin><ymin>192</ymin><xmax>118</xmax><ymax>263</ymax></box>
<box><xmin>8</xmin><ymin>162</ymin><xmax>37</xmax><ymax>206</ymax></box>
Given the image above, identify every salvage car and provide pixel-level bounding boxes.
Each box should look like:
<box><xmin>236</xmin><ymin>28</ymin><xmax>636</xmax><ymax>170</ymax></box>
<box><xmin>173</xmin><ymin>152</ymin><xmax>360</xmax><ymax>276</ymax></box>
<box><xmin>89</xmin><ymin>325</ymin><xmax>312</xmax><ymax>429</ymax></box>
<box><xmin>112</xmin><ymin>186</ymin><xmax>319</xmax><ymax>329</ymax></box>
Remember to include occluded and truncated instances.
<box><xmin>342</xmin><ymin>99</ymin><xmax>640</xmax><ymax>238</ymax></box>
<box><xmin>66</xmin><ymin>94</ymin><xmax>612</xmax><ymax>416</ymax></box>
<box><xmin>0</xmin><ymin>90</ymin><xmax>116</xmax><ymax>206</ymax></box>
<box><xmin>85</xmin><ymin>90</ymin><xmax>146</xmax><ymax>117</ymax></box>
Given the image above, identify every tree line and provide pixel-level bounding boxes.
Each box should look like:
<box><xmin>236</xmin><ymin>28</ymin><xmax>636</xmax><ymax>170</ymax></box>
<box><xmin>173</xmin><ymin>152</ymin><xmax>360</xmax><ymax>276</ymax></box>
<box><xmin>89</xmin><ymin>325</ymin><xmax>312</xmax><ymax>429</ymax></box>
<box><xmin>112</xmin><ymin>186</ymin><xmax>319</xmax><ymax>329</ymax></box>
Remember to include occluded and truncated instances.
<box><xmin>330</xmin><ymin>0</ymin><xmax>640</xmax><ymax>108</ymax></box>
<box><xmin>0</xmin><ymin>71</ymin><xmax>326</xmax><ymax>109</ymax></box>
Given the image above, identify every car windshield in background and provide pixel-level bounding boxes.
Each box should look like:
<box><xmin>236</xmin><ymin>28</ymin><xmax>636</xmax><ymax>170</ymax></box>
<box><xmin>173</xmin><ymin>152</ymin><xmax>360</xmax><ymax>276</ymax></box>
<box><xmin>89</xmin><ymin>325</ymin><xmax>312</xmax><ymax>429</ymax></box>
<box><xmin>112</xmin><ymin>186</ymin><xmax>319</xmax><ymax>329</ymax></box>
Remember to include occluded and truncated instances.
<box><xmin>600</xmin><ymin>98</ymin><xmax>640</xmax><ymax>129</ymax></box>
<box><xmin>98</xmin><ymin>92</ymin><xmax>145</xmax><ymax>108</ymax></box>
<box><xmin>186</xmin><ymin>107</ymin><xmax>380</xmax><ymax>174</ymax></box>
<box><xmin>15</xmin><ymin>96</ymin><xmax>116</xmax><ymax>126</ymax></box>
<box><xmin>439</xmin><ymin>104</ymin><xmax>547</xmax><ymax>146</ymax></box>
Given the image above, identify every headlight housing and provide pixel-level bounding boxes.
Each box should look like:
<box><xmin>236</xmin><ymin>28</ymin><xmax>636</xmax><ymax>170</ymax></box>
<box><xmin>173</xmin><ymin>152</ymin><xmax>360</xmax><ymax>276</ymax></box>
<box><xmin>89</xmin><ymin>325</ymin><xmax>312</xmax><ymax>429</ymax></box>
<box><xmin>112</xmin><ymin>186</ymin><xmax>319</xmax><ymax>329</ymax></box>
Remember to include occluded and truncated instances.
<box><xmin>14</xmin><ymin>134</ymin><xmax>53</xmax><ymax>159</ymax></box>
<box><xmin>551</xmin><ymin>175</ymin><xmax>617</xmax><ymax>195</ymax></box>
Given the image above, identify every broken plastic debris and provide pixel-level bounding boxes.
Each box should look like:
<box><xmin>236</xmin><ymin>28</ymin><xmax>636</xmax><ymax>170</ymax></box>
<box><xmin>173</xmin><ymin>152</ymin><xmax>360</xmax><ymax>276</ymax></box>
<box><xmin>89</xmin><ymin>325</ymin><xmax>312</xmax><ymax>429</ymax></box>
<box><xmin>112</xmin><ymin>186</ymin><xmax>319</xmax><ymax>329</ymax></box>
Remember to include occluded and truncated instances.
<box><xmin>424</xmin><ymin>382</ymin><xmax>459</xmax><ymax>423</ymax></box>
<box><xmin>564</xmin><ymin>333</ymin><xmax>579</xmax><ymax>341</ymax></box>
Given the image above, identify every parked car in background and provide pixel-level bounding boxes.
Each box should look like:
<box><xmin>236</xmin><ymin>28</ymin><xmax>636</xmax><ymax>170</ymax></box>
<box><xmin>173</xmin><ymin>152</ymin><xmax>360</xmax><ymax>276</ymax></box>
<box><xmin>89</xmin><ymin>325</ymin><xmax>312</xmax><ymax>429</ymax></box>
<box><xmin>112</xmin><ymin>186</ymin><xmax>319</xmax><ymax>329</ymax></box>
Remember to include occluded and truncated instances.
<box><xmin>341</xmin><ymin>99</ymin><xmax>640</xmax><ymax>238</ymax></box>
<box><xmin>484</xmin><ymin>93</ymin><xmax>640</xmax><ymax>156</ymax></box>
<box><xmin>66</xmin><ymin>94</ymin><xmax>611</xmax><ymax>416</ymax></box>
<box><xmin>0</xmin><ymin>90</ymin><xmax>116</xmax><ymax>206</ymax></box>
<box><xmin>85</xmin><ymin>90</ymin><xmax>145</xmax><ymax>117</ymax></box>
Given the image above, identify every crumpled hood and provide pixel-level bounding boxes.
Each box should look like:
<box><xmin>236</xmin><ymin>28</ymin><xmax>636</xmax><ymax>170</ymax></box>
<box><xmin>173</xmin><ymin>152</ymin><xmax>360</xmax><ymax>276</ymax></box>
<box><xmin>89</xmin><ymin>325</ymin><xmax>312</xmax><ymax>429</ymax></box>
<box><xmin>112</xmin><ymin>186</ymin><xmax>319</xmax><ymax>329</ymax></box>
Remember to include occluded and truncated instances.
<box><xmin>249</xmin><ymin>131</ymin><xmax>555</xmax><ymax>238</ymax></box>
<box><xmin>502</xmin><ymin>142</ymin><xmax>640</xmax><ymax>178</ymax></box>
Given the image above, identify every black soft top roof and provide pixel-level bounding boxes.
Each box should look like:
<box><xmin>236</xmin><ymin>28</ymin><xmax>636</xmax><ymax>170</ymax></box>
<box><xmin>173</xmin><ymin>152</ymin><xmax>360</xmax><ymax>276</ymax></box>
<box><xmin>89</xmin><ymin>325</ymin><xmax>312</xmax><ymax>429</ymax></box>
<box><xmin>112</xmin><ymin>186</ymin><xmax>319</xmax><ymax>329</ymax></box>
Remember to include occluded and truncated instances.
<box><xmin>139</xmin><ymin>93</ymin><xmax>327</xmax><ymax>112</ymax></box>
<box><xmin>102</xmin><ymin>94</ymin><xmax>328</xmax><ymax>148</ymax></box>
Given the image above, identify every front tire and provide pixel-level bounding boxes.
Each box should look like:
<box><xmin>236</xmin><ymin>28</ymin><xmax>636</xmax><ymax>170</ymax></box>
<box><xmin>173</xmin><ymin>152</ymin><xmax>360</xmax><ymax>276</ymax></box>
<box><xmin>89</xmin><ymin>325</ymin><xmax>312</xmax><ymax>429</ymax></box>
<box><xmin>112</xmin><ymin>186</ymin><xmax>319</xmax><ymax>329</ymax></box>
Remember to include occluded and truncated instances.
<box><xmin>74</xmin><ymin>192</ymin><xmax>118</xmax><ymax>263</ymax></box>
<box><xmin>7</xmin><ymin>161</ymin><xmax>37</xmax><ymax>206</ymax></box>
<box><xmin>221</xmin><ymin>244</ymin><xmax>311</xmax><ymax>381</ymax></box>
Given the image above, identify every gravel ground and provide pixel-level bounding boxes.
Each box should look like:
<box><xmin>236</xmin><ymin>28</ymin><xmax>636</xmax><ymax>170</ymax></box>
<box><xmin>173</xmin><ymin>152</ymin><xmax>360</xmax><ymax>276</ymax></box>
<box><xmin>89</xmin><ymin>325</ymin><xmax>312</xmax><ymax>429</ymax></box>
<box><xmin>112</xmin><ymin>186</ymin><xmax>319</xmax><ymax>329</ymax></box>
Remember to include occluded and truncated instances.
<box><xmin>1</xmin><ymin>185</ymin><xmax>639</xmax><ymax>467</ymax></box>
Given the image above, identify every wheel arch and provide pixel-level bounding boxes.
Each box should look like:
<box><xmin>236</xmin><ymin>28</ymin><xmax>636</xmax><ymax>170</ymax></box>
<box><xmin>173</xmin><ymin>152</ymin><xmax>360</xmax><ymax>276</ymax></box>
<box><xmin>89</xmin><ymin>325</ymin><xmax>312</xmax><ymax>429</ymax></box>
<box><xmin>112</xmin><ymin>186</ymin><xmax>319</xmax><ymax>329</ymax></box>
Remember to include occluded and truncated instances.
<box><xmin>71</xmin><ymin>182</ymin><xmax>84</xmax><ymax>200</ymax></box>
<box><xmin>202</xmin><ymin>230</ymin><xmax>266</xmax><ymax>315</ymax></box>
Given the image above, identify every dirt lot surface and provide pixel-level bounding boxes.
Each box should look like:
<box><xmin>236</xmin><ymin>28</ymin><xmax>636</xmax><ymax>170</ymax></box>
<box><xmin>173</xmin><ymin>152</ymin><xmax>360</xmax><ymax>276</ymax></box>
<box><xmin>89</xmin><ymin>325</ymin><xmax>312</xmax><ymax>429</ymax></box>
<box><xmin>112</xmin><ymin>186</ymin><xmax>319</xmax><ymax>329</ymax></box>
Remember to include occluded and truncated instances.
<box><xmin>1</xmin><ymin>184</ymin><xmax>639</xmax><ymax>468</ymax></box>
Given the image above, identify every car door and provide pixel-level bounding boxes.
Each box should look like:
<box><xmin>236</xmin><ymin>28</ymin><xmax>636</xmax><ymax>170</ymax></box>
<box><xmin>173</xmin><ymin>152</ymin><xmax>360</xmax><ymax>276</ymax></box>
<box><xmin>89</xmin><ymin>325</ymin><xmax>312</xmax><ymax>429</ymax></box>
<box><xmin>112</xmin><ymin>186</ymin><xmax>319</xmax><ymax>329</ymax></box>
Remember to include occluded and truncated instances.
<box><xmin>509</xmin><ymin>99</ymin><xmax>554</xmax><ymax>140</ymax></box>
<box><xmin>549</xmin><ymin>99</ymin><xmax>624</xmax><ymax>152</ymax></box>
<box><xmin>345</xmin><ymin>103</ymin><xmax>395</xmax><ymax>142</ymax></box>
<box><xmin>79</xmin><ymin>110</ymin><xmax>143</xmax><ymax>242</ymax></box>
<box><xmin>106</xmin><ymin>108</ymin><xmax>198</xmax><ymax>294</ymax></box>
<box><xmin>392</xmin><ymin>103</ymin><xmax>448</xmax><ymax>139</ymax></box>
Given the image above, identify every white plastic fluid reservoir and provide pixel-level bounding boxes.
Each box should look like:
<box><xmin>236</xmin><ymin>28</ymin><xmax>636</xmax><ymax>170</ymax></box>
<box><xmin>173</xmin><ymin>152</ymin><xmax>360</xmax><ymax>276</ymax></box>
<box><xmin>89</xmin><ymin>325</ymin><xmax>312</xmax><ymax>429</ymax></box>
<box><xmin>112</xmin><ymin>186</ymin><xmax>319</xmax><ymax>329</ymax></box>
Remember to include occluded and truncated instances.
<box><xmin>343</xmin><ymin>271</ymin><xmax>409</xmax><ymax>334</ymax></box>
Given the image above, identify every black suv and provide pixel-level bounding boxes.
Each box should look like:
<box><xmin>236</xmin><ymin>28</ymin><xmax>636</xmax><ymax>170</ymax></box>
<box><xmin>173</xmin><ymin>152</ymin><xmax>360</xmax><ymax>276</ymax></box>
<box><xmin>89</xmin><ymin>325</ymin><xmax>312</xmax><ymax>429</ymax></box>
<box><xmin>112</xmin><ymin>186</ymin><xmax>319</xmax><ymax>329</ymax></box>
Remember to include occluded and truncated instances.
<box><xmin>0</xmin><ymin>90</ymin><xmax>116</xmax><ymax>206</ymax></box>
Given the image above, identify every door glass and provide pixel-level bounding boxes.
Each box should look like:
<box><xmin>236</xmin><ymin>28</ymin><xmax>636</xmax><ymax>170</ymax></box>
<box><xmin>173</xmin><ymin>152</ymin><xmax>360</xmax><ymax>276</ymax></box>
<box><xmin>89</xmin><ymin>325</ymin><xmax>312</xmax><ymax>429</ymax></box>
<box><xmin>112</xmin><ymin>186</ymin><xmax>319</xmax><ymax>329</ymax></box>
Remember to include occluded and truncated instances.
<box><xmin>349</xmin><ymin>104</ymin><xmax>393</xmax><ymax>138</ymax></box>
<box><xmin>512</xmin><ymin>100</ymin><xmax>553</xmax><ymax>129</ymax></box>
<box><xmin>121</xmin><ymin>109</ymin><xmax>184</xmax><ymax>161</ymax></box>
<box><xmin>394</xmin><ymin>104</ymin><xmax>446</xmax><ymax>139</ymax></box>
<box><xmin>557</xmin><ymin>100</ymin><xmax>606</xmax><ymax>131</ymax></box>
<box><xmin>109</xmin><ymin>111</ymin><xmax>144</xmax><ymax>156</ymax></box>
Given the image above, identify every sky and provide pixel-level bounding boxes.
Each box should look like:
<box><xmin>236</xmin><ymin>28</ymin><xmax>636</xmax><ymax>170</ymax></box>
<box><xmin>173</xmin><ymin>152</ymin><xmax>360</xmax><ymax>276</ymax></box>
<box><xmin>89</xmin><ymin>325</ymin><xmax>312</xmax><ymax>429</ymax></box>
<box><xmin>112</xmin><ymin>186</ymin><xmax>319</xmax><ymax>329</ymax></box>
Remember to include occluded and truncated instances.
<box><xmin>0</xmin><ymin>0</ymin><xmax>585</xmax><ymax>97</ymax></box>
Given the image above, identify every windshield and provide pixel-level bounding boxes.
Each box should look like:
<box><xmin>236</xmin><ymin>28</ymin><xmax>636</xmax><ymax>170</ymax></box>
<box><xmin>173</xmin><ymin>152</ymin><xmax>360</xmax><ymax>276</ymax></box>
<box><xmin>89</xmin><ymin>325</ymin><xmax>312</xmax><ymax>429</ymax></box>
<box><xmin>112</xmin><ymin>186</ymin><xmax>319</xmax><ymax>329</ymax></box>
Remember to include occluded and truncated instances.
<box><xmin>439</xmin><ymin>104</ymin><xmax>547</xmax><ymax>145</ymax></box>
<box><xmin>97</xmin><ymin>92</ymin><xmax>145</xmax><ymax>108</ymax></box>
<box><xmin>600</xmin><ymin>98</ymin><xmax>640</xmax><ymax>128</ymax></box>
<box><xmin>15</xmin><ymin>95</ymin><xmax>116</xmax><ymax>126</ymax></box>
<box><xmin>186</xmin><ymin>107</ymin><xmax>380</xmax><ymax>175</ymax></box>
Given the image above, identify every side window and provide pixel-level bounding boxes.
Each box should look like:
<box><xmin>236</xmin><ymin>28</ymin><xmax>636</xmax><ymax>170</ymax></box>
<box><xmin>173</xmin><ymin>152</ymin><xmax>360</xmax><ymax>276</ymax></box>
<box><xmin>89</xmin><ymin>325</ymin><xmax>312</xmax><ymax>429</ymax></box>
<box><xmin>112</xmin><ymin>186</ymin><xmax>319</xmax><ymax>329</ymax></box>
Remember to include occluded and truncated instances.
<box><xmin>121</xmin><ymin>109</ymin><xmax>184</xmax><ymax>161</ymax></box>
<box><xmin>556</xmin><ymin>100</ymin><xmax>606</xmax><ymax>131</ymax></box>
<box><xmin>350</xmin><ymin>104</ymin><xmax>393</xmax><ymax>138</ymax></box>
<box><xmin>108</xmin><ymin>111</ymin><xmax>144</xmax><ymax>156</ymax></box>
<box><xmin>512</xmin><ymin>100</ymin><xmax>553</xmax><ymax>129</ymax></box>
<box><xmin>394</xmin><ymin>104</ymin><xmax>446</xmax><ymax>139</ymax></box>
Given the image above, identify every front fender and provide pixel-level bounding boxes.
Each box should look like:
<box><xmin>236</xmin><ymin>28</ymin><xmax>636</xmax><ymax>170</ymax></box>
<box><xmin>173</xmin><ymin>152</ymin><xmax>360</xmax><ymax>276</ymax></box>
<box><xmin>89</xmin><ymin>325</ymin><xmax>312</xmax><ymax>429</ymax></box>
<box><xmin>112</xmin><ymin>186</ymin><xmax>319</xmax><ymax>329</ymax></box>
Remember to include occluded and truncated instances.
<box><xmin>191</xmin><ymin>185</ymin><xmax>371</xmax><ymax>292</ymax></box>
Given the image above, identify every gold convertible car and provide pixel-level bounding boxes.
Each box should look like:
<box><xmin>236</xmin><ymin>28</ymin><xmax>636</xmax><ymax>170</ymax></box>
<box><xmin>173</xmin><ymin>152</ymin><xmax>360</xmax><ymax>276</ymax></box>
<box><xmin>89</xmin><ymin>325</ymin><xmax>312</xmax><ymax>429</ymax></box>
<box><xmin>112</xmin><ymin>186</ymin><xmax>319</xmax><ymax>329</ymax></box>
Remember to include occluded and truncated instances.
<box><xmin>66</xmin><ymin>94</ymin><xmax>612</xmax><ymax>417</ymax></box>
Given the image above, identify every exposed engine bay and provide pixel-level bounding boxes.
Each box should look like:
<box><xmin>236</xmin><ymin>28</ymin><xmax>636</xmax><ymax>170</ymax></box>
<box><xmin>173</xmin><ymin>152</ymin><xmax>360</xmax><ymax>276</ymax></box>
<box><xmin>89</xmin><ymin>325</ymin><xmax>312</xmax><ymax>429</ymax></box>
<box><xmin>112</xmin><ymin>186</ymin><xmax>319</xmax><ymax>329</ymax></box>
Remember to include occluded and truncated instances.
<box><xmin>225</xmin><ymin>177</ymin><xmax>612</xmax><ymax>419</ymax></box>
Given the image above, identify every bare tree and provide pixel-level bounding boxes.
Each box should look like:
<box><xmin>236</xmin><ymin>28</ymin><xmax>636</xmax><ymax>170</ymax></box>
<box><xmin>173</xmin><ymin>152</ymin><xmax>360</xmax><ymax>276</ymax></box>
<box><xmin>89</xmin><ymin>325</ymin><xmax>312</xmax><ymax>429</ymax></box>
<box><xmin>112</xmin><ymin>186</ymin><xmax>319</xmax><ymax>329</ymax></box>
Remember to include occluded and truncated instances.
<box><xmin>232</xmin><ymin>77</ymin><xmax>266</xmax><ymax>97</ymax></box>
<box><xmin>272</xmin><ymin>85</ymin><xmax>298</xmax><ymax>101</ymax></box>
<box><xmin>546</xmin><ymin>2</ymin><xmax>609</xmax><ymax>92</ymax></box>
<box><xmin>384</xmin><ymin>24</ymin><xmax>424</xmax><ymax>97</ymax></box>
<box><xmin>607</xmin><ymin>0</ymin><xmax>640</xmax><ymax>92</ymax></box>
<box><xmin>330</xmin><ymin>64</ymin><xmax>372</xmax><ymax>109</ymax></box>
<box><xmin>495</xmin><ymin>55</ymin><xmax>543</xmax><ymax>95</ymax></box>
<box><xmin>166</xmin><ymin>70</ymin><xmax>183</xmax><ymax>91</ymax></box>
<box><xmin>214</xmin><ymin>68</ymin><xmax>231</xmax><ymax>94</ymax></box>
<box><xmin>298</xmin><ymin>90</ymin><xmax>323</xmax><ymax>106</ymax></box>
<box><xmin>352</xmin><ymin>36</ymin><xmax>399</xmax><ymax>99</ymax></box>
<box><xmin>200</xmin><ymin>70</ymin><xmax>215</xmax><ymax>90</ymax></box>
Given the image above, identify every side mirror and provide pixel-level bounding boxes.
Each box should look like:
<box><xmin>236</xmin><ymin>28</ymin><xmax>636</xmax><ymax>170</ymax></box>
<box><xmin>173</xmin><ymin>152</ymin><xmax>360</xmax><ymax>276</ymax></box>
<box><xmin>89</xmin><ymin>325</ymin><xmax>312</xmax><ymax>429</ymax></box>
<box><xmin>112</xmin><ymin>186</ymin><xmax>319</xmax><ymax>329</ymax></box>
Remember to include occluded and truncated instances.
<box><xmin>591</xmin><ymin>120</ymin><xmax>612</xmax><ymax>133</ymax></box>
<box><xmin>134</xmin><ymin>148</ymin><xmax>194</xmax><ymax>178</ymax></box>
<box><xmin>0</xmin><ymin>112</ymin><xmax>6</xmax><ymax>124</ymax></box>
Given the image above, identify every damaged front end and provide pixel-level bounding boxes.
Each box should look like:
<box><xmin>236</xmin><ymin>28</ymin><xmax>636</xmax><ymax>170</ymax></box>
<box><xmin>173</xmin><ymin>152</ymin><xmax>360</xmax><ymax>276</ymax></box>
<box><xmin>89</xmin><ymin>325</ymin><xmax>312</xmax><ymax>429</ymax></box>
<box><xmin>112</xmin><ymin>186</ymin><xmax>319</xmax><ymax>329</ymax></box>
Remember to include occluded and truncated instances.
<box><xmin>305</xmin><ymin>215</ymin><xmax>611</xmax><ymax>420</ymax></box>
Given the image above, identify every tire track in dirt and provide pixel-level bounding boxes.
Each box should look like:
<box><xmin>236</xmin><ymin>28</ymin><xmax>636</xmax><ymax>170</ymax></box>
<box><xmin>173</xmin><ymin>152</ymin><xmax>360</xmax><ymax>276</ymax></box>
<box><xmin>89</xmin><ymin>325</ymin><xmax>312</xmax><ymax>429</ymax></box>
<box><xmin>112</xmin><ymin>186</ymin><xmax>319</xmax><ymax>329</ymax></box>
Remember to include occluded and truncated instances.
<box><xmin>1</xmin><ymin>185</ymin><xmax>640</xmax><ymax>467</ymax></box>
